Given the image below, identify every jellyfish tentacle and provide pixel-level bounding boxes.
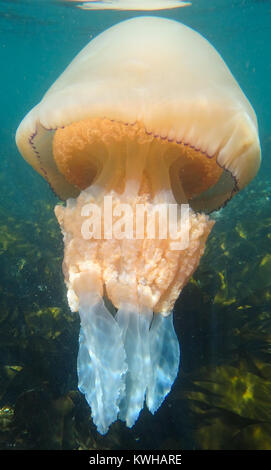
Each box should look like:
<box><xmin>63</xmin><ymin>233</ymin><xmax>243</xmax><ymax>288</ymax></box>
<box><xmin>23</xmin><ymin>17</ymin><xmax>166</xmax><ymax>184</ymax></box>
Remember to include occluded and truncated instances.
<box><xmin>146</xmin><ymin>311</ymin><xmax>180</xmax><ymax>414</ymax></box>
<box><xmin>115</xmin><ymin>305</ymin><xmax>181</xmax><ymax>426</ymax></box>
<box><xmin>115</xmin><ymin>304</ymin><xmax>153</xmax><ymax>427</ymax></box>
<box><xmin>77</xmin><ymin>294</ymin><xmax>127</xmax><ymax>435</ymax></box>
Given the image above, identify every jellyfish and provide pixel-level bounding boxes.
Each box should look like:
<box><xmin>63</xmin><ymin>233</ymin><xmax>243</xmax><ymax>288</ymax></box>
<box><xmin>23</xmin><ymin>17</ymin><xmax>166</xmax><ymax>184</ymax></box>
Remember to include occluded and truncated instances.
<box><xmin>15</xmin><ymin>17</ymin><xmax>261</xmax><ymax>434</ymax></box>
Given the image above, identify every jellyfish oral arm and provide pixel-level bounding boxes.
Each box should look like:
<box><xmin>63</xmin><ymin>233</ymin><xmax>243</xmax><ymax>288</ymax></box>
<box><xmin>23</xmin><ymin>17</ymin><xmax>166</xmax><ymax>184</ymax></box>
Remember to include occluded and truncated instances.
<box><xmin>54</xmin><ymin>118</ymin><xmax>214</xmax><ymax>433</ymax></box>
<box><xmin>76</xmin><ymin>294</ymin><xmax>127</xmax><ymax>435</ymax></box>
<box><xmin>76</xmin><ymin>294</ymin><xmax>180</xmax><ymax>434</ymax></box>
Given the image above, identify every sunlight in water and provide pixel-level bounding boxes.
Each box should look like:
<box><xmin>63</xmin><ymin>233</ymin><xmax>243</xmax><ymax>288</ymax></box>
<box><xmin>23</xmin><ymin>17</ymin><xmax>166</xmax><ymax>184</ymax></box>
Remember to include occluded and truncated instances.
<box><xmin>66</xmin><ymin>0</ymin><xmax>191</xmax><ymax>11</ymax></box>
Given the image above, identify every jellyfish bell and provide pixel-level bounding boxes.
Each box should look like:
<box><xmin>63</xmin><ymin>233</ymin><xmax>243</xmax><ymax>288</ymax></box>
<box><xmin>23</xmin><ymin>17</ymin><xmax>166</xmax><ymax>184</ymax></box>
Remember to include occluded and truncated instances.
<box><xmin>16</xmin><ymin>17</ymin><xmax>261</xmax><ymax>434</ymax></box>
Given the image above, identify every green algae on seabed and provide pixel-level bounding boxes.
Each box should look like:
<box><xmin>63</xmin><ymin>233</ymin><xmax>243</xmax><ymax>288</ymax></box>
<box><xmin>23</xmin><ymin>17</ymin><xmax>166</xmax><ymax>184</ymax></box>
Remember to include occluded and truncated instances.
<box><xmin>0</xmin><ymin>161</ymin><xmax>270</xmax><ymax>449</ymax></box>
<box><xmin>0</xmin><ymin>201</ymin><xmax>79</xmax><ymax>449</ymax></box>
<box><xmin>178</xmin><ymin>364</ymin><xmax>271</xmax><ymax>450</ymax></box>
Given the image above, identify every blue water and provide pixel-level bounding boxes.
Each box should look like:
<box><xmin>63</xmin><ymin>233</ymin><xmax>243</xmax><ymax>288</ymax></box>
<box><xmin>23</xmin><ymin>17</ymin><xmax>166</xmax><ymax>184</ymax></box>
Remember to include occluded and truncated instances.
<box><xmin>0</xmin><ymin>0</ymin><xmax>270</xmax><ymax>450</ymax></box>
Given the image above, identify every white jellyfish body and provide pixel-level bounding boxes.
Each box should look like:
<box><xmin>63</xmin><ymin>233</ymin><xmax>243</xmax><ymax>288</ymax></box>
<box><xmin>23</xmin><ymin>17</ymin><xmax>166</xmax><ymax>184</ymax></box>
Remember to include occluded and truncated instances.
<box><xmin>16</xmin><ymin>17</ymin><xmax>261</xmax><ymax>434</ymax></box>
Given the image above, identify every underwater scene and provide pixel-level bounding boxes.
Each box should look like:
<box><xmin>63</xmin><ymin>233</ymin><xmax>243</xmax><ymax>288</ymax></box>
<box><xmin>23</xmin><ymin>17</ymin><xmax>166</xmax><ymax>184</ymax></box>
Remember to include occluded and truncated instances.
<box><xmin>0</xmin><ymin>0</ymin><xmax>271</xmax><ymax>451</ymax></box>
